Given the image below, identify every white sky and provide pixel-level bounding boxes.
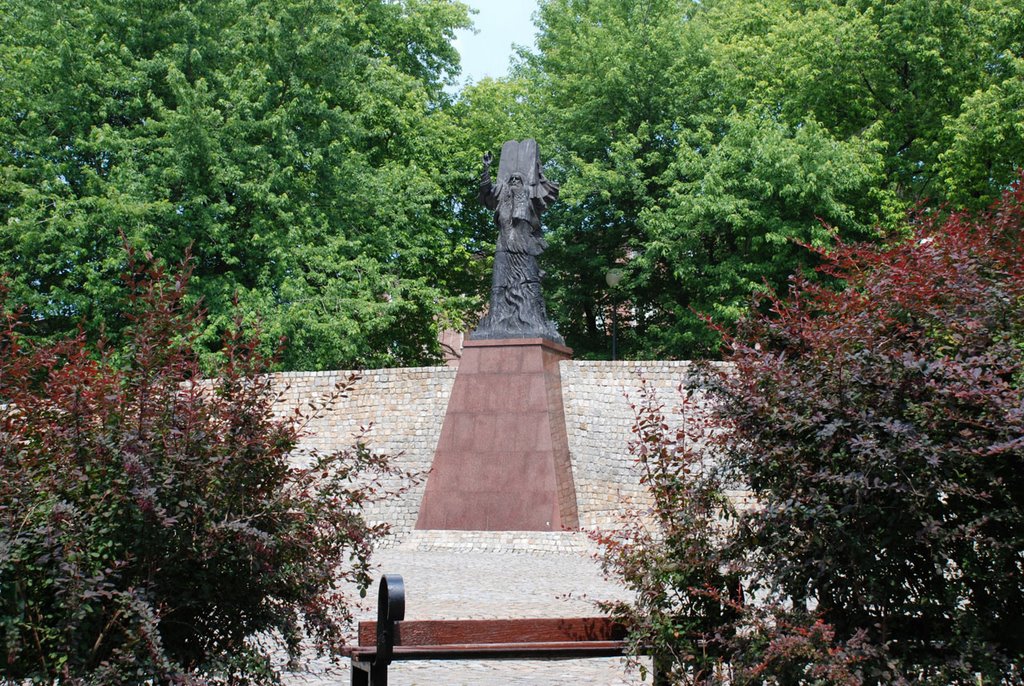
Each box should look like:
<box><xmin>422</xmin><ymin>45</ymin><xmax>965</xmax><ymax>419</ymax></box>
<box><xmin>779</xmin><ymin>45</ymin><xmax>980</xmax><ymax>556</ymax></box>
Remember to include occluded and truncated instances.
<box><xmin>452</xmin><ymin>0</ymin><xmax>540</xmax><ymax>85</ymax></box>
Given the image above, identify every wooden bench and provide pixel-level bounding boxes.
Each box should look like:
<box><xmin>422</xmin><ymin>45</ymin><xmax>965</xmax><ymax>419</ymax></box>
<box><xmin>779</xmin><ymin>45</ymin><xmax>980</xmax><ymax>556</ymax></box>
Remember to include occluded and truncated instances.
<box><xmin>346</xmin><ymin>574</ymin><xmax>633</xmax><ymax>685</ymax></box>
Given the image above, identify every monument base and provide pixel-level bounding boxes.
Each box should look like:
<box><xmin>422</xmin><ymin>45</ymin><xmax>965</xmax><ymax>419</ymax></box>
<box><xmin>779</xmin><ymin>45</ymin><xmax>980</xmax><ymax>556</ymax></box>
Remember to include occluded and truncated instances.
<box><xmin>415</xmin><ymin>338</ymin><xmax>578</xmax><ymax>531</ymax></box>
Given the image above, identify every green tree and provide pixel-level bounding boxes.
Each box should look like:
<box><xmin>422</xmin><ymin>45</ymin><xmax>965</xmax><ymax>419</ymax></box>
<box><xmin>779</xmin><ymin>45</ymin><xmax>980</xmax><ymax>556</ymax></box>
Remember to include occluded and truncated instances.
<box><xmin>524</xmin><ymin>0</ymin><xmax>698</xmax><ymax>358</ymax></box>
<box><xmin>704</xmin><ymin>0</ymin><xmax>1023</xmax><ymax>208</ymax></box>
<box><xmin>939</xmin><ymin>55</ymin><xmax>1024</xmax><ymax>208</ymax></box>
<box><xmin>511</xmin><ymin>0</ymin><xmax>1022</xmax><ymax>359</ymax></box>
<box><xmin>0</xmin><ymin>0</ymin><xmax>475</xmax><ymax>370</ymax></box>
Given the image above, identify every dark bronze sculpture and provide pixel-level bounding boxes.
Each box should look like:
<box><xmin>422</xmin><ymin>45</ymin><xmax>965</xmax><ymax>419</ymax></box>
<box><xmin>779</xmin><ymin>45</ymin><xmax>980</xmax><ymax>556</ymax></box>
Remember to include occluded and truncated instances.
<box><xmin>470</xmin><ymin>139</ymin><xmax>564</xmax><ymax>344</ymax></box>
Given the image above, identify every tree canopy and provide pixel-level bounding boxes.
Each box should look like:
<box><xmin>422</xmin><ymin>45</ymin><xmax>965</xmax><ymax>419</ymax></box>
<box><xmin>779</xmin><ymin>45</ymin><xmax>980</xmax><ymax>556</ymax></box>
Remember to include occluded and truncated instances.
<box><xmin>2</xmin><ymin>0</ymin><xmax>1022</xmax><ymax>365</ymax></box>
<box><xmin>0</xmin><ymin>0</ymin><xmax>481</xmax><ymax>370</ymax></box>
<box><xmin>466</xmin><ymin>0</ymin><xmax>1024</xmax><ymax>358</ymax></box>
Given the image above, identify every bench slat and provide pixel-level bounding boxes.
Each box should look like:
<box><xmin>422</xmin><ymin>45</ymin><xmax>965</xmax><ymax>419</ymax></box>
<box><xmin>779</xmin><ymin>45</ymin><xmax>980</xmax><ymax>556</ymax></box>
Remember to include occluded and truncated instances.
<box><xmin>357</xmin><ymin>617</ymin><xmax>625</xmax><ymax>647</ymax></box>
<box><xmin>349</xmin><ymin>640</ymin><xmax>627</xmax><ymax>662</ymax></box>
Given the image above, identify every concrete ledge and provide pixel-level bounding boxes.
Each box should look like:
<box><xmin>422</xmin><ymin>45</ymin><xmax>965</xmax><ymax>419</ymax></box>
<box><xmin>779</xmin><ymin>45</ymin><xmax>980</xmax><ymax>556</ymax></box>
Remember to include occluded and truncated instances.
<box><xmin>389</xmin><ymin>529</ymin><xmax>598</xmax><ymax>555</ymax></box>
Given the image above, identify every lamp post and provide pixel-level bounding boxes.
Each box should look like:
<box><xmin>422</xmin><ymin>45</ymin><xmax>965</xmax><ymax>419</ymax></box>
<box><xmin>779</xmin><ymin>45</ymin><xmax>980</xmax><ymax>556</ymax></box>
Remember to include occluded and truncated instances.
<box><xmin>605</xmin><ymin>268</ymin><xmax>623</xmax><ymax>361</ymax></box>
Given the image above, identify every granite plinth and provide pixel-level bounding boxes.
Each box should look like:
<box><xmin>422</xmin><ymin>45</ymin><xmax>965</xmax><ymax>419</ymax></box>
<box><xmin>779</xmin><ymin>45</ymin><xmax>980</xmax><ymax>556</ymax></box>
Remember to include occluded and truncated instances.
<box><xmin>415</xmin><ymin>338</ymin><xmax>579</xmax><ymax>531</ymax></box>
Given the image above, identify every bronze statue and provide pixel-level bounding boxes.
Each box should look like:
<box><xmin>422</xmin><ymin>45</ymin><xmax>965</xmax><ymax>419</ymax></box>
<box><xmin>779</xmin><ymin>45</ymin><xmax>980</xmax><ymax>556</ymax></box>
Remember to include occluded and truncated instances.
<box><xmin>470</xmin><ymin>139</ymin><xmax>563</xmax><ymax>344</ymax></box>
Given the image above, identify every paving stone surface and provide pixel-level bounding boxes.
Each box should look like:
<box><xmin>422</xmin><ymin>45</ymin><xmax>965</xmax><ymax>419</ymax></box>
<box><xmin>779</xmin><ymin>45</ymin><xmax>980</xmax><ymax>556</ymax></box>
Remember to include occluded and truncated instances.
<box><xmin>280</xmin><ymin>539</ymin><xmax>651</xmax><ymax>685</ymax></box>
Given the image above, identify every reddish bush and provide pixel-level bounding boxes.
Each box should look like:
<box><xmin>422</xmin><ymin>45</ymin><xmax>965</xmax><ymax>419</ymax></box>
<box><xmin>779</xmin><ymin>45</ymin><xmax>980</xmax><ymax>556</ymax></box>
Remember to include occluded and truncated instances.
<box><xmin>600</xmin><ymin>177</ymin><xmax>1024</xmax><ymax>684</ymax></box>
<box><xmin>718</xmin><ymin>176</ymin><xmax>1024</xmax><ymax>682</ymax></box>
<box><xmin>0</xmin><ymin>254</ymin><xmax>410</xmax><ymax>684</ymax></box>
<box><xmin>593</xmin><ymin>379</ymin><xmax>740</xmax><ymax>685</ymax></box>
<box><xmin>596</xmin><ymin>381</ymin><xmax>866</xmax><ymax>686</ymax></box>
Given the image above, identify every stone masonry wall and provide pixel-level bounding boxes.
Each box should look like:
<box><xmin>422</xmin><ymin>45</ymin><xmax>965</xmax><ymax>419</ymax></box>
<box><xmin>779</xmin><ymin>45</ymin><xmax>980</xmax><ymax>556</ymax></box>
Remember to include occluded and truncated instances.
<box><xmin>270</xmin><ymin>361</ymin><xmax>711</xmax><ymax>535</ymax></box>
<box><xmin>270</xmin><ymin>367</ymin><xmax>457</xmax><ymax>533</ymax></box>
<box><xmin>559</xmin><ymin>361</ymin><xmax>702</xmax><ymax>528</ymax></box>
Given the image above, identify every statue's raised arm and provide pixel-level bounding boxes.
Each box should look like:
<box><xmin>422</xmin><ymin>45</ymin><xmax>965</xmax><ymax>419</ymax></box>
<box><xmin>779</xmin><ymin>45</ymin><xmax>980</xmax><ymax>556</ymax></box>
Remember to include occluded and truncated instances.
<box><xmin>478</xmin><ymin>151</ymin><xmax>497</xmax><ymax>210</ymax></box>
<box><xmin>470</xmin><ymin>139</ymin><xmax>563</xmax><ymax>344</ymax></box>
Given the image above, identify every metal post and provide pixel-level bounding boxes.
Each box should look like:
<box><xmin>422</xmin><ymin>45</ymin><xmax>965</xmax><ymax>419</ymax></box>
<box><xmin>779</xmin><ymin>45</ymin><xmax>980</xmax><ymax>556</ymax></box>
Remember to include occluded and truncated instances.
<box><xmin>370</xmin><ymin>574</ymin><xmax>405</xmax><ymax>685</ymax></box>
<box><xmin>611</xmin><ymin>296</ymin><xmax>618</xmax><ymax>361</ymax></box>
<box><xmin>605</xmin><ymin>268</ymin><xmax>623</xmax><ymax>361</ymax></box>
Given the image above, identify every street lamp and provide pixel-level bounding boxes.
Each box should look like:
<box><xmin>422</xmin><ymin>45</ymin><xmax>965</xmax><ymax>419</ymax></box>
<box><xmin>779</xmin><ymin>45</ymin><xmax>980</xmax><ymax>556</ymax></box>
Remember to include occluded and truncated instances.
<box><xmin>605</xmin><ymin>268</ymin><xmax>624</xmax><ymax>361</ymax></box>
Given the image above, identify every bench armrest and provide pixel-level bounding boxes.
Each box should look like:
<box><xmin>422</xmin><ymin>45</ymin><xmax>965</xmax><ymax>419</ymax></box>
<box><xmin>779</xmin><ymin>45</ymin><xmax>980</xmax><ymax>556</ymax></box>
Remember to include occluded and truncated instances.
<box><xmin>375</xmin><ymin>574</ymin><xmax>405</xmax><ymax>668</ymax></box>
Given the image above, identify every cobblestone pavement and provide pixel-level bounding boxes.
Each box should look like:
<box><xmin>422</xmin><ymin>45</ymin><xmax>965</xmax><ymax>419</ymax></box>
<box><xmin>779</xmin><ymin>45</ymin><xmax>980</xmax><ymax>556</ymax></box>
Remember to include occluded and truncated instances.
<box><xmin>280</xmin><ymin>536</ymin><xmax>651</xmax><ymax>686</ymax></box>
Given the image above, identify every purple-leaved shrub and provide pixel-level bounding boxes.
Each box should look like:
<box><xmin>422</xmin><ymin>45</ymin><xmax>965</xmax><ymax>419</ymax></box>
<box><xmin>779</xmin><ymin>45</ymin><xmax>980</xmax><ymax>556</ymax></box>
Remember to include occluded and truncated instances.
<box><xmin>0</xmin><ymin>251</ymin><xmax>413</xmax><ymax>684</ymax></box>
<box><xmin>599</xmin><ymin>175</ymin><xmax>1024</xmax><ymax>684</ymax></box>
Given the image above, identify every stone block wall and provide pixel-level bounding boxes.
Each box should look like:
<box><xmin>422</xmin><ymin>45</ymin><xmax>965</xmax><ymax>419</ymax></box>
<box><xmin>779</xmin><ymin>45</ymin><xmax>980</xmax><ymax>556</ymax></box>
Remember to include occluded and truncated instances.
<box><xmin>270</xmin><ymin>367</ymin><xmax>457</xmax><ymax>533</ymax></box>
<box><xmin>559</xmin><ymin>361</ymin><xmax>700</xmax><ymax>528</ymax></box>
<box><xmin>270</xmin><ymin>360</ymin><xmax>716</xmax><ymax>534</ymax></box>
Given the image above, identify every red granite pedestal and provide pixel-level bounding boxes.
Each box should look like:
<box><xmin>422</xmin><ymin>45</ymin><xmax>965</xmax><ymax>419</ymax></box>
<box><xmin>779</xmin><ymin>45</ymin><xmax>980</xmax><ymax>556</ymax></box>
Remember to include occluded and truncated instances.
<box><xmin>415</xmin><ymin>338</ymin><xmax>579</xmax><ymax>531</ymax></box>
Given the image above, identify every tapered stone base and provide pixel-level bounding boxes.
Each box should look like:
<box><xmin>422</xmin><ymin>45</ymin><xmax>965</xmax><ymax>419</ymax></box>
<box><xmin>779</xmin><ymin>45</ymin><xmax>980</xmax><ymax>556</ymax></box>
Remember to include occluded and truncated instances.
<box><xmin>415</xmin><ymin>338</ymin><xmax>579</xmax><ymax>531</ymax></box>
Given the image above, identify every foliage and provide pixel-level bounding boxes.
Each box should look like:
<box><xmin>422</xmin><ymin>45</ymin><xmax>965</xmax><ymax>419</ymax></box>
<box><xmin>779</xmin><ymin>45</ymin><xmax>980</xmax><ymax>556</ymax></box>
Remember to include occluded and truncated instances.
<box><xmin>593</xmin><ymin>379</ymin><xmax>742</xmax><ymax>684</ymax></box>
<box><xmin>0</xmin><ymin>254</ymin><xmax>410</xmax><ymax>683</ymax></box>
<box><xmin>599</xmin><ymin>178</ymin><xmax>1024</xmax><ymax>684</ymax></box>
<box><xmin>939</xmin><ymin>54</ymin><xmax>1024</xmax><ymax>208</ymax></box>
<box><xmin>701</xmin><ymin>0</ymin><xmax>1023</xmax><ymax>207</ymax></box>
<box><xmin>596</xmin><ymin>380</ymin><xmax>869</xmax><ymax>685</ymax></box>
<box><xmin>5</xmin><ymin>0</ymin><xmax>1018</xmax><ymax>365</ymax></box>
<box><xmin>719</xmin><ymin>177</ymin><xmax>1024</xmax><ymax>682</ymax></box>
<box><xmin>0</xmin><ymin>0</ymin><xmax>476</xmax><ymax>370</ymax></box>
<box><xmin>490</xmin><ymin>0</ymin><xmax>1024</xmax><ymax>359</ymax></box>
